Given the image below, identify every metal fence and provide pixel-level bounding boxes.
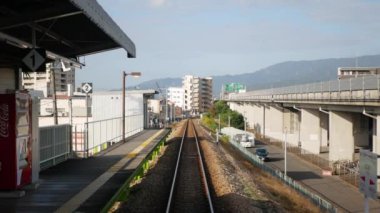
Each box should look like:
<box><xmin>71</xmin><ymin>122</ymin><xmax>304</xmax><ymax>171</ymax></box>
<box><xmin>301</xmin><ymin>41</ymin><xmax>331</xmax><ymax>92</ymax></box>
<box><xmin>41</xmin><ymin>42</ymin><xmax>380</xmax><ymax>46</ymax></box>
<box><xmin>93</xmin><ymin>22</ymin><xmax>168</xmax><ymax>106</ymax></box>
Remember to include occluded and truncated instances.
<box><xmin>227</xmin><ymin>138</ymin><xmax>338</xmax><ymax>212</ymax></box>
<box><xmin>228</xmin><ymin>75</ymin><xmax>380</xmax><ymax>102</ymax></box>
<box><xmin>39</xmin><ymin>124</ymin><xmax>71</xmax><ymax>170</ymax></box>
<box><xmin>73</xmin><ymin>114</ymin><xmax>144</xmax><ymax>157</ymax></box>
<box><xmin>200</xmin><ymin>123</ymin><xmax>338</xmax><ymax>212</ymax></box>
<box><xmin>332</xmin><ymin>160</ymin><xmax>359</xmax><ymax>187</ymax></box>
<box><xmin>261</xmin><ymin>135</ymin><xmax>359</xmax><ymax>187</ymax></box>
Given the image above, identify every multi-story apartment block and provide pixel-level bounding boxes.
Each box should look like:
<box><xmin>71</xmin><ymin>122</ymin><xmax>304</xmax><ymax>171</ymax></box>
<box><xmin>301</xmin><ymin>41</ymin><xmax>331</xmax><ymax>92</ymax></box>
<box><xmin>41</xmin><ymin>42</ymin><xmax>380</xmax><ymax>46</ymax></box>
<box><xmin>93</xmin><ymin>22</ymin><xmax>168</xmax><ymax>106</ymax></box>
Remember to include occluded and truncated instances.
<box><xmin>167</xmin><ymin>87</ymin><xmax>184</xmax><ymax>108</ymax></box>
<box><xmin>182</xmin><ymin>75</ymin><xmax>213</xmax><ymax>115</ymax></box>
<box><xmin>22</xmin><ymin>63</ymin><xmax>75</xmax><ymax>97</ymax></box>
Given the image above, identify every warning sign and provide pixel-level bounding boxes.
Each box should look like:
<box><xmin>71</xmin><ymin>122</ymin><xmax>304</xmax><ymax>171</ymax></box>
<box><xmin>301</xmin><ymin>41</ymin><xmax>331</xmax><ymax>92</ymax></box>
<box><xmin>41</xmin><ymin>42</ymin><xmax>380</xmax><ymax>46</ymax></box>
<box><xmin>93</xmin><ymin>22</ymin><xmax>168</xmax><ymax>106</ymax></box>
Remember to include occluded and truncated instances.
<box><xmin>22</xmin><ymin>48</ymin><xmax>46</xmax><ymax>72</ymax></box>
<box><xmin>81</xmin><ymin>83</ymin><xmax>93</xmax><ymax>94</ymax></box>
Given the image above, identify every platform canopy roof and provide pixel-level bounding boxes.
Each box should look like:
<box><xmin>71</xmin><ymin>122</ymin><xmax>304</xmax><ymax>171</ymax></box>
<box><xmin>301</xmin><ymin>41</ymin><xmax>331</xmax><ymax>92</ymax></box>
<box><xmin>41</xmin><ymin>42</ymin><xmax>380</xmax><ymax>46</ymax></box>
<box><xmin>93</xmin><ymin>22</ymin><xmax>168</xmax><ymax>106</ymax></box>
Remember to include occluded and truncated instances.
<box><xmin>0</xmin><ymin>0</ymin><xmax>136</xmax><ymax>67</ymax></box>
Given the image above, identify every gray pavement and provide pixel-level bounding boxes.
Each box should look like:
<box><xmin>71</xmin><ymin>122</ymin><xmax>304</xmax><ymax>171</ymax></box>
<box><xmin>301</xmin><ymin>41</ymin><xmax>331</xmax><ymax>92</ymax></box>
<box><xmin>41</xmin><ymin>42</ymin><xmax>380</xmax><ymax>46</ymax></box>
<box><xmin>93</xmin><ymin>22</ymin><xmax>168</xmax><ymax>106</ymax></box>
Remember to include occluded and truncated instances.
<box><xmin>249</xmin><ymin>140</ymin><xmax>380</xmax><ymax>213</ymax></box>
<box><xmin>0</xmin><ymin>129</ymin><xmax>167</xmax><ymax>213</ymax></box>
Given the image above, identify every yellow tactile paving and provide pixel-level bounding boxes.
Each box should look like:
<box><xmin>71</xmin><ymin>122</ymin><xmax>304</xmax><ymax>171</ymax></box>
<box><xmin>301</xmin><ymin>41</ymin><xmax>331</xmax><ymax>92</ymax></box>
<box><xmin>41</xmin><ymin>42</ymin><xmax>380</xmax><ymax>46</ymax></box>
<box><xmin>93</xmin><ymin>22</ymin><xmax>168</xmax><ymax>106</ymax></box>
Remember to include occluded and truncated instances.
<box><xmin>55</xmin><ymin>130</ymin><xmax>164</xmax><ymax>213</ymax></box>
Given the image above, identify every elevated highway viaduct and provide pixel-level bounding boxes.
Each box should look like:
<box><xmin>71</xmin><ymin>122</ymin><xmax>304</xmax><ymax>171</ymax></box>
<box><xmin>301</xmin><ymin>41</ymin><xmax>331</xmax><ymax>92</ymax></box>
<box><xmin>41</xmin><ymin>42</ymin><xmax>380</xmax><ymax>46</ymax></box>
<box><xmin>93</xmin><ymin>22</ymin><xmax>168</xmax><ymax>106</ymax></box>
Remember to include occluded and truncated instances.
<box><xmin>225</xmin><ymin>75</ymin><xmax>380</xmax><ymax>193</ymax></box>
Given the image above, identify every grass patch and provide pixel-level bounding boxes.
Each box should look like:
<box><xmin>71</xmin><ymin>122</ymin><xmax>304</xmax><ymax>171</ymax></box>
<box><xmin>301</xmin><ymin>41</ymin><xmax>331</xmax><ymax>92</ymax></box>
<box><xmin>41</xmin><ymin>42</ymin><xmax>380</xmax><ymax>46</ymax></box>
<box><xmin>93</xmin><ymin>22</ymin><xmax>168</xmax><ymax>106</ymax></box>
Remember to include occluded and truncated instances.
<box><xmin>222</xmin><ymin>141</ymin><xmax>320</xmax><ymax>213</ymax></box>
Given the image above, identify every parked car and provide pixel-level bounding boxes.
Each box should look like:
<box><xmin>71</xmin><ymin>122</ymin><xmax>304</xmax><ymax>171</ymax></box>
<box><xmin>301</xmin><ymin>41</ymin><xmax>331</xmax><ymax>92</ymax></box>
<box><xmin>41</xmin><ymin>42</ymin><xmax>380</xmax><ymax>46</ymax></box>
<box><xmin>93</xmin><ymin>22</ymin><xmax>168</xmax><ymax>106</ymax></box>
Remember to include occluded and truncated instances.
<box><xmin>233</xmin><ymin>133</ymin><xmax>255</xmax><ymax>148</ymax></box>
<box><xmin>255</xmin><ymin>148</ymin><xmax>268</xmax><ymax>161</ymax></box>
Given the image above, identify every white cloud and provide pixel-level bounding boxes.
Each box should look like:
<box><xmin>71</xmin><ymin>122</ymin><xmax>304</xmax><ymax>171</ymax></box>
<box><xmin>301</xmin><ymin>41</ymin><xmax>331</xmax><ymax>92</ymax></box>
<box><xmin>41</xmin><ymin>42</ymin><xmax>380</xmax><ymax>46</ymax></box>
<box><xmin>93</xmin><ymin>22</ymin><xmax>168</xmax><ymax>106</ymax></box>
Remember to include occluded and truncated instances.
<box><xmin>150</xmin><ymin>0</ymin><xmax>167</xmax><ymax>7</ymax></box>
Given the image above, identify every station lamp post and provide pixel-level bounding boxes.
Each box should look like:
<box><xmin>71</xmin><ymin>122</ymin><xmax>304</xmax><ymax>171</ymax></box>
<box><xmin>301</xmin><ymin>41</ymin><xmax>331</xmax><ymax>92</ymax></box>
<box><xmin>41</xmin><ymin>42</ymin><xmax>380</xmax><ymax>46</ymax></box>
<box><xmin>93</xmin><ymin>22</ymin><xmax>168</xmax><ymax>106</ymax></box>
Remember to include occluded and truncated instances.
<box><xmin>122</xmin><ymin>71</ymin><xmax>141</xmax><ymax>143</ymax></box>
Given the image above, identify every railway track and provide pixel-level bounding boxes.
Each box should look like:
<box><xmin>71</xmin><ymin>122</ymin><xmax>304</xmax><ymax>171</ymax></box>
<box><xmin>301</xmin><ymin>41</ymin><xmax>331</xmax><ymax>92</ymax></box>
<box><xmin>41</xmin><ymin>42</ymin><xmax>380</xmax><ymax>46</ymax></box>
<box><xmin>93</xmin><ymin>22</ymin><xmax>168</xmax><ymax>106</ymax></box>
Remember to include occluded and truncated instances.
<box><xmin>166</xmin><ymin>119</ymin><xmax>214</xmax><ymax>213</ymax></box>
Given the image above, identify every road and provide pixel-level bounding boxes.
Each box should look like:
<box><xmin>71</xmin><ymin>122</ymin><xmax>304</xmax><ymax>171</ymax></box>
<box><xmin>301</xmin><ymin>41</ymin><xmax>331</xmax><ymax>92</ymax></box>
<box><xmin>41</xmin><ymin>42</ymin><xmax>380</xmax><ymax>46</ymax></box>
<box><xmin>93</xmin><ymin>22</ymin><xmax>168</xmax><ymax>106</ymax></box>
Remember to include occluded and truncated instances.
<box><xmin>247</xmin><ymin>140</ymin><xmax>380</xmax><ymax>213</ymax></box>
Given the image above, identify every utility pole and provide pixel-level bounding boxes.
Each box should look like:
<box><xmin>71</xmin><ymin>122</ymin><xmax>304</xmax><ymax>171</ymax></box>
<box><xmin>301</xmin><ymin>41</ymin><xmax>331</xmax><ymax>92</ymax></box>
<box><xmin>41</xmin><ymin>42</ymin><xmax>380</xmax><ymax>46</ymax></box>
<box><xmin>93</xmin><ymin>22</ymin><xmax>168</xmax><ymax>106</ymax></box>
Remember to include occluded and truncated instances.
<box><xmin>165</xmin><ymin>90</ymin><xmax>168</xmax><ymax>127</ymax></box>
<box><xmin>69</xmin><ymin>97</ymin><xmax>73</xmax><ymax>125</ymax></box>
<box><xmin>122</xmin><ymin>71</ymin><xmax>126</xmax><ymax>143</ymax></box>
<box><xmin>218</xmin><ymin>114</ymin><xmax>221</xmax><ymax>132</ymax></box>
<box><xmin>228</xmin><ymin>115</ymin><xmax>231</xmax><ymax>127</ymax></box>
<box><xmin>86</xmin><ymin>93</ymin><xmax>89</xmax><ymax>125</ymax></box>
<box><xmin>122</xmin><ymin>71</ymin><xmax>141</xmax><ymax>142</ymax></box>
<box><xmin>51</xmin><ymin>65</ymin><xmax>58</xmax><ymax>125</ymax></box>
<box><xmin>284</xmin><ymin>128</ymin><xmax>288</xmax><ymax>176</ymax></box>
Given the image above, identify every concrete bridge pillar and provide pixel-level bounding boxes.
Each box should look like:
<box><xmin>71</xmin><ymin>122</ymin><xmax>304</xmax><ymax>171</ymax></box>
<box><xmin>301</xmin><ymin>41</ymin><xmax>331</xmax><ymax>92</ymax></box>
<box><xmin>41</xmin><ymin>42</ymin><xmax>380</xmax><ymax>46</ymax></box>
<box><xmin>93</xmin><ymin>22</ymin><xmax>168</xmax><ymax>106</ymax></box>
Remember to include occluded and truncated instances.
<box><xmin>243</xmin><ymin>103</ymin><xmax>255</xmax><ymax>130</ymax></box>
<box><xmin>283</xmin><ymin>108</ymin><xmax>300</xmax><ymax>147</ymax></box>
<box><xmin>320</xmin><ymin>113</ymin><xmax>329</xmax><ymax>148</ymax></box>
<box><xmin>352</xmin><ymin>113</ymin><xmax>370</xmax><ymax>148</ymax></box>
<box><xmin>253</xmin><ymin>104</ymin><xmax>265</xmax><ymax>136</ymax></box>
<box><xmin>265</xmin><ymin>105</ymin><xmax>283</xmax><ymax>141</ymax></box>
<box><xmin>329</xmin><ymin>111</ymin><xmax>354</xmax><ymax>161</ymax></box>
<box><xmin>228</xmin><ymin>102</ymin><xmax>238</xmax><ymax>111</ymax></box>
<box><xmin>300</xmin><ymin>109</ymin><xmax>321</xmax><ymax>154</ymax></box>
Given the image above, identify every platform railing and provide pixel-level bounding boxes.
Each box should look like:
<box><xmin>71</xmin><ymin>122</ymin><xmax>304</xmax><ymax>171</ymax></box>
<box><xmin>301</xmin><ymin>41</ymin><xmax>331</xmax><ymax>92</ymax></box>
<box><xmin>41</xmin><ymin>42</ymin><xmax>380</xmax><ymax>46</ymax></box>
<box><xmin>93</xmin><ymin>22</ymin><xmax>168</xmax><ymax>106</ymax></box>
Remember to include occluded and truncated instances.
<box><xmin>73</xmin><ymin>114</ymin><xmax>144</xmax><ymax>157</ymax></box>
<box><xmin>39</xmin><ymin>124</ymin><xmax>71</xmax><ymax>170</ymax></box>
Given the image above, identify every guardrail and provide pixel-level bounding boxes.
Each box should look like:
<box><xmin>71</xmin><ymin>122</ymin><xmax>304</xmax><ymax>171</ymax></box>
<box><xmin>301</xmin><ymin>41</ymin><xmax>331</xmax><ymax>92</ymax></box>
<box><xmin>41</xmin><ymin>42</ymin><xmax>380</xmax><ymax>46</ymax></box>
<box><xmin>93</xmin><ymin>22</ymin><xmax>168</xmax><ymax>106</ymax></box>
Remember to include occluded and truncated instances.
<box><xmin>227</xmin><ymin>138</ymin><xmax>339</xmax><ymax>212</ymax></box>
<box><xmin>73</xmin><ymin>114</ymin><xmax>143</xmax><ymax>157</ymax></box>
<box><xmin>39</xmin><ymin>124</ymin><xmax>71</xmax><ymax>170</ymax></box>
<box><xmin>227</xmin><ymin>75</ymin><xmax>380</xmax><ymax>103</ymax></box>
<box><xmin>101</xmin><ymin>129</ymin><xmax>171</xmax><ymax>213</ymax></box>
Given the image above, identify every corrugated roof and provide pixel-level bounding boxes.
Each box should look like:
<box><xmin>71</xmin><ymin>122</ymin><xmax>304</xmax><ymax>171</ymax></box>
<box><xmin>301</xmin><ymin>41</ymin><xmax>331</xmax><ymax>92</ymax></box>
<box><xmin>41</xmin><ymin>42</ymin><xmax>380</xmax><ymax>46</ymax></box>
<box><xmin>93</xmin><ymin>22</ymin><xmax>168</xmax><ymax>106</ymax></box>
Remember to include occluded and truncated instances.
<box><xmin>0</xmin><ymin>0</ymin><xmax>135</xmax><ymax>67</ymax></box>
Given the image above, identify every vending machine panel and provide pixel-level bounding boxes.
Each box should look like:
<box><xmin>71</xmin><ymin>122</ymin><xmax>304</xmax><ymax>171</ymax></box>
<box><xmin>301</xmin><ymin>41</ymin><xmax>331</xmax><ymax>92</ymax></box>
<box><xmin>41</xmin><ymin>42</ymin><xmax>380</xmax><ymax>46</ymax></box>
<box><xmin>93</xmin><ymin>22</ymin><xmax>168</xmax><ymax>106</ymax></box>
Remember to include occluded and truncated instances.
<box><xmin>0</xmin><ymin>92</ymin><xmax>32</xmax><ymax>190</ymax></box>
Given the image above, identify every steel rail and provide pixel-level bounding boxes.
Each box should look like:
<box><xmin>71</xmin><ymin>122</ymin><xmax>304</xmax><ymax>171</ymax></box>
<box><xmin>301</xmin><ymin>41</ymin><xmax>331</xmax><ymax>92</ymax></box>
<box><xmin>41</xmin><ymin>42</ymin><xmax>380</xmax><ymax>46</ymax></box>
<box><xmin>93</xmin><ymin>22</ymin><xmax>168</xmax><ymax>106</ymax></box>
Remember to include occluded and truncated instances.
<box><xmin>165</xmin><ymin>120</ymin><xmax>188</xmax><ymax>213</ymax></box>
<box><xmin>165</xmin><ymin>120</ymin><xmax>214</xmax><ymax>213</ymax></box>
<box><xmin>191</xmin><ymin>120</ymin><xmax>214</xmax><ymax>213</ymax></box>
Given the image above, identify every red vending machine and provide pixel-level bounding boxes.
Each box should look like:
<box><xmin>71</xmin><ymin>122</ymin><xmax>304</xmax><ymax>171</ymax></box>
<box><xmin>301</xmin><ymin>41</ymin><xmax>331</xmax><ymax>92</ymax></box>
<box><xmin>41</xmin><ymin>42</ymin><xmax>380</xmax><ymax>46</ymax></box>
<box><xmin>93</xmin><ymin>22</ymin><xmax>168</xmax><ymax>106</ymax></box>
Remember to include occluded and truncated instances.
<box><xmin>0</xmin><ymin>92</ymin><xmax>32</xmax><ymax>190</ymax></box>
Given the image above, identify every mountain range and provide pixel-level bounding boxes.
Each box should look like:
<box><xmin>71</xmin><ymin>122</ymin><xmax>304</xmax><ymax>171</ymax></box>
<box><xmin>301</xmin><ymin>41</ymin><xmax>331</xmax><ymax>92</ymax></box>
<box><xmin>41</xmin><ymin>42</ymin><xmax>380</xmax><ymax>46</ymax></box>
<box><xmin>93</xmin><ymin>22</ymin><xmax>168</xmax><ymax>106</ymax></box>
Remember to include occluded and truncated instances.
<box><xmin>133</xmin><ymin>54</ymin><xmax>380</xmax><ymax>97</ymax></box>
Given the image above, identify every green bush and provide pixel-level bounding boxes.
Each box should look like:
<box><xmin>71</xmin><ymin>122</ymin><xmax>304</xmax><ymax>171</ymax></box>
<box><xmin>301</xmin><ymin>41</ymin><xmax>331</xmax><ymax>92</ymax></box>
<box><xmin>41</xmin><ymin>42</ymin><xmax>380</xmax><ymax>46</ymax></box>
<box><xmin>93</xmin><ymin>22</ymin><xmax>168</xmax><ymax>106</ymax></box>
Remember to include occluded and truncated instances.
<box><xmin>201</xmin><ymin>114</ymin><xmax>217</xmax><ymax>131</ymax></box>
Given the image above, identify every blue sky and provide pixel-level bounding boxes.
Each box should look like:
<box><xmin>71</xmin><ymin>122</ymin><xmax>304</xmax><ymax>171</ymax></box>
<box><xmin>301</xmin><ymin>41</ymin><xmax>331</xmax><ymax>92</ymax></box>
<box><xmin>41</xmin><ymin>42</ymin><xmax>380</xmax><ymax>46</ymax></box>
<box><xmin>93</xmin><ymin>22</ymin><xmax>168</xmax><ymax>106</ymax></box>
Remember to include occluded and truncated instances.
<box><xmin>76</xmin><ymin>0</ymin><xmax>380</xmax><ymax>90</ymax></box>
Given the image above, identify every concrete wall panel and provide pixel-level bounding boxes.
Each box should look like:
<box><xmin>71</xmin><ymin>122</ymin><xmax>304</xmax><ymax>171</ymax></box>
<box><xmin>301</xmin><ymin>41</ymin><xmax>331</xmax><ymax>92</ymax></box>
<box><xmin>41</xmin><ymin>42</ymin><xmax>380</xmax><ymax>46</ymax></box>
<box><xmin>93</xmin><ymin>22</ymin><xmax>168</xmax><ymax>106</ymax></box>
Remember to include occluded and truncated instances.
<box><xmin>300</xmin><ymin>109</ymin><xmax>321</xmax><ymax>154</ymax></box>
<box><xmin>329</xmin><ymin>111</ymin><xmax>354</xmax><ymax>161</ymax></box>
<box><xmin>353</xmin><ymin>114</ymin><xmax>370</xmax><ymax>147</ymax></box>
<box><xmin>252</xmin><ymin>104</ymin><xmax>265</xmax><ymax>135</ymax></box>
<box><xmin>320</xmin><ymin>113</ymin><xmax>329</xmax><ymax>147</ymax></box>
<box><xmin>265</xmin><ymin>105</ymin><xmax>283</xmax><ymax>141</ymax></box>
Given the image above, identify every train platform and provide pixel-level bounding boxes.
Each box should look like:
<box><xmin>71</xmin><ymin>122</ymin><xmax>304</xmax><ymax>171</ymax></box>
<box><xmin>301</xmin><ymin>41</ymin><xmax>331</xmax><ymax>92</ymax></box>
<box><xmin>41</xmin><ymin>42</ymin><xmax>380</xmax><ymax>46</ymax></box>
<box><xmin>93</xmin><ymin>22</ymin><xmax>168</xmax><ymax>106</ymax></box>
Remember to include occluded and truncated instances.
<box><xmin>0</xmin><ymin>129</ymin><xmax>169</xmax><ymax>213</ymax></box>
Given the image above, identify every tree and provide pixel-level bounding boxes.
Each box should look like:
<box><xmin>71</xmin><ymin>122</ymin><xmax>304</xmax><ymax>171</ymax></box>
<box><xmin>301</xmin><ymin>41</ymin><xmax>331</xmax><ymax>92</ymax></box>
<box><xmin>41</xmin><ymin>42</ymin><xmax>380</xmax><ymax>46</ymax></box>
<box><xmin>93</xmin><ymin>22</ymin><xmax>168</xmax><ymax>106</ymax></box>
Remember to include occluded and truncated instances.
<box><xmin>214</xmin><ymin>100</ymin><xmax>230</xmax><ymax>114</ymax></box>
<box><xmin>202</xmin><ymin>100</ymin><xmax>244</xmax><ymax>131</ymax></box>
<box><xmin>229</xmin><ymin>111</ymin><xmax>244</xmax><ymax>130</ymax></box>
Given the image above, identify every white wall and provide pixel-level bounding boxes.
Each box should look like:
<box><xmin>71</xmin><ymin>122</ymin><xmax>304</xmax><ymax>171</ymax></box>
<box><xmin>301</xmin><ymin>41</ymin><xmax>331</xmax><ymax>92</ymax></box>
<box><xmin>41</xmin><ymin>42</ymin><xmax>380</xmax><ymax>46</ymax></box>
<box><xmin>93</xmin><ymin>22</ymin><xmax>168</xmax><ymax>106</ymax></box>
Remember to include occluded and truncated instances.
<box><xmin>148</xmin><ymin>99</ymin><xmax>161</xmax><ymax>114</ymax></box>
<box><xmin>167</xmin><ymin>87</ymin><xmax>184</xmax><ymax>108</ymax></box>
<box><xmin>92</xmin><ymin>92</ymin><xmax>143</xmax><ymax>120</ymax></box>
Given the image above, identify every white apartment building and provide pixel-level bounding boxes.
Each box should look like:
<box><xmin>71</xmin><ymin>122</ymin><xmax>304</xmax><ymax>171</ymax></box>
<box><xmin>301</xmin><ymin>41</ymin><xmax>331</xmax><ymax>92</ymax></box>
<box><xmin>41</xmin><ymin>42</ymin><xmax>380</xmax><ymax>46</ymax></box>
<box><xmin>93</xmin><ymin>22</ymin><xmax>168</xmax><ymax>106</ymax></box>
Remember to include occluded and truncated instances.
<box><xmin>183</xmin><ymin>75</ymin><xmax>213</xmax><ymax>115</ymax></box>
<box><xmin>22</xmin><ymin>62</ymin><xmax>75</xmax><ymax>97</ymax></box>
<box><xmin>167</xmin><ymin>87</ymin><xmax>184</xmax><ymax>108</ymax></box>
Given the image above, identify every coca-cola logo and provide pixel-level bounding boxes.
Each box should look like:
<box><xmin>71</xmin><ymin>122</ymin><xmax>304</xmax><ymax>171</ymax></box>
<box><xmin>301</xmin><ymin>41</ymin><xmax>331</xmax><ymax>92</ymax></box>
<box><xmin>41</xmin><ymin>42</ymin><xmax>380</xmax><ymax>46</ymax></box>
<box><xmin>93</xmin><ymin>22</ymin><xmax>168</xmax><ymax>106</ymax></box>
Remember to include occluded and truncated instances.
<box><xmin>0</xmin><ymin>104</ymin><xmax>9</xmax><ymax>138</ymax></box>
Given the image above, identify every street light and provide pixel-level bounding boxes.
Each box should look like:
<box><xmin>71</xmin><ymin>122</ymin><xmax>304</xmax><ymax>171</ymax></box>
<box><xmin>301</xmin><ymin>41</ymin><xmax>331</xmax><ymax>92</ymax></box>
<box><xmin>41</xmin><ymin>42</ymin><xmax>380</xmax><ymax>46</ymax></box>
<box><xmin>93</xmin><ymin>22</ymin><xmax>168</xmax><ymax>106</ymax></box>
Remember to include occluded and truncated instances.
<box><xmin>122</xmin><ymin>71</ymin><xmax>141</xmax><ymax>143</ymax></box>
<box><xmin>284</xmin><ymin>128</ymin><xmax>288</xmax><ymax>176</ymax></box>
<box><xmin>244</xmin><ymin>111</ymin><xmax>247</xmax><ymax>132</ymax></box>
